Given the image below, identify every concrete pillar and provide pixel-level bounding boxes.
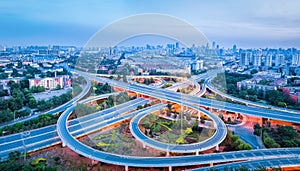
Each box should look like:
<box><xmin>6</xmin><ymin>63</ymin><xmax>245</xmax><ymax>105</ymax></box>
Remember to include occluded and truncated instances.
<box><xmin>196</xmin><ymin>151</ymin><xmax>199</xmax><ymax>155</ymax></box>
<box><xmin>169</xmin><ymin>166</ymin><xmax>172</xmax><ymax>171</ymax></box>
<box><xmin>210</xmin><ymin>162</ymin><xmax>213</xmax><ymax>167</ymax></box>
<box><xmin>198</xmin><ymin>111</ymin><xmax>201</xmax><ymax>121</ymax></box>
<box><xmin>215</xmin><ymin>144</ymin><xmax>219</xmax><ymax>151</ymax></box>
<box><xmin>62</xmin><ymin>142</ymin><xmax>66</xmax><ymax>148</ymax></box>
<box><xmin>125</xmin><ymin>165</ymin><xmax>128</xmax><ymax>171</ymax></box>
<box><xmin>143</xmin><ymin>143</ymin><xmax>146</xmax><ymax>149</ymax></box>
<box><xmin>166</xmin><ymin>151</ymin><xmax>170</xmax><ymax>157</ymax></box>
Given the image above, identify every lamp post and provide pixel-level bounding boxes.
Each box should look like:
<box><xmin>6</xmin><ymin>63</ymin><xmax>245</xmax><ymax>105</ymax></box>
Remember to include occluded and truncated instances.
<box><xmin>13</xmin><ymin>110</ymin><xmax>16</xmax><ymax>122</ymax></box>
<box><xmin>21</xmin><ymin>131</ymin><xmax>30</xmax><ymax>161</ymax></box>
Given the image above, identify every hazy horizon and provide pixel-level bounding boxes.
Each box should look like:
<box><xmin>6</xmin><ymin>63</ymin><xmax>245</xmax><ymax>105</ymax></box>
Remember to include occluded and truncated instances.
<box><xmin>1</xmin><ymin>0</ymin><xmax>300</xmax><ymax>49</ymax></box>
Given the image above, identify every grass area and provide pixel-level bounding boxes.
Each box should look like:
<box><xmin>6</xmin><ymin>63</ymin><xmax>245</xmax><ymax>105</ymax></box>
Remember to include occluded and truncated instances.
<box><xmin>84</xmin><ymin>120</ymin><xmax>160</xmax><ymax>157</ymax></box>
<box><xmin>162</xmin><ymin>83</ymin><xmax>172</xmax><ymax>88</ymax></box>
<box><xmin>141</xmin><ymin>113</ymin><xmax>215</xmax><ymax>145</ymax></box>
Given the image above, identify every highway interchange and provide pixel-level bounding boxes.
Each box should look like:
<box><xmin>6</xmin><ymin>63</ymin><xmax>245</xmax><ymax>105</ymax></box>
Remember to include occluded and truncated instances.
<box><xmin>1</xmin><ymin>69</ymin><xmax>300</xmax><ymax>170</ymax></box>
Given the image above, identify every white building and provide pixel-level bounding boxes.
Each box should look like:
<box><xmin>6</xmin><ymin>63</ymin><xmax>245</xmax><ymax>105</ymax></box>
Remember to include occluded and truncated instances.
<box><xmin>239</xmin><ymin>52</ymin><xmax>251</xmax><ymax>66</ymax></box>
<box><xmin>253</xmin><ymin>54</ymin><xmax>262</xmax><ymax>66</ymax></box>
<box><xmin>29</xmin><ymin>75</ymin><xmax>71</xmax><ymax>90</ymax></box>
<box><xmin>265</xmin><ymin>54</ymin><xmax>273</xmax><ymax>67</ymax></box>
<box><xmin>292</xmin><ymin>54</ymin><xmax>300</xmax><ymax>66</ymax></box>
<box><xmin>191</xmin><ymin>60</ymin><xmax>204</xmax><ymax>71</ymax></box>
<box><xmin>275</xmin><ymin>54</ymin><xmax>285</xmax><ymax>66</ymax></box>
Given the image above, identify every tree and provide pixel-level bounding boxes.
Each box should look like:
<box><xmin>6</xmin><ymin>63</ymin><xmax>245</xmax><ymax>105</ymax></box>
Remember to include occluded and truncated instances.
<box><xmin>28</xmin><ymin>98</ymin><xmax>37</xmax><ymax>109</ymax></box>
<box><xmin>20</xmin><ymin>79</ymin><xmax>29</xmax><ymax>89</ymax></box>
<box><xmin>218</xmin><ymin>114</ymin><xmax>224</xmax><ymax>121</ymax></box>
<box><xmin>250</xmin><ymin>69</ymin><xmax>258</xmax><ymax>74</ymax></box>
<box><xmin>122</xmin><ymin>74</ymin><xmax>127</xmax><ymax>82</ymax></box>
<box><xmin>0</xmin><ymin>99</ymin><xmax>9</xmax><ymax>110</ymax></box>
<box><xmin>264</xmin><ymin>136</ymin><xmax>280</xmax><ymax>148</ymax></box>
<box><xmin>0</xmin><ymin>73</ymin><xmax>8</xmax><ymax>79</ymax></box>
<box><xmin>0</xmin><ymin>90</ymin><xmax>9</xmax><ymax>97</ymax></box>
<box><xmin>0</xmin><ymin>109</ymin><xmax>13</xmax><ymax>123</ymax></box>
<box><xmin>167</xmin><ymin>104</ymin><xmax>172</xmax><ymax>111</ymax></box>
<box><xmin>173</xmin><ymin>114</ymin><xmax>178</xmax><ymax>119</ymax></box>
<box><xmin>9</xmin><ymin>97</ymin><xmax>23</xmax><ymax>111</ymax></box>
<box><xmin>56</xmin><ymin>84</ymin><xmax>62</xmax><ymax>90</ymax></box>
<box><xmin>166</xmin><ymin>109</ymin><xmax>171</xmax><ymax>117</ymax></box>
<box><xmin>8</xmin><ymin>151</ymin><xmax>22</xmax><ymax>161</ymax></box>
<box><xmin>200</xmin><ymin>117</ymin><xmax>205</xmax><ymax>124</ymax></box>
<box><xmin>253</xmin><ymin>123</ymin><xmax>261</xmax><ymax>136</ymax></box>
<box><xmin>227</xmin><ymin>117</ymin><xmax>232</xmax><ymax>123</ymax></box>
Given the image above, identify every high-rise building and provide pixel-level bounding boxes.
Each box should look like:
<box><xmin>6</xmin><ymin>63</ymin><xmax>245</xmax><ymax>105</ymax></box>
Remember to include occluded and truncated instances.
<box><xmin>232</xmin><ymin>44</ymin><xmax>237</xmax><ymax>53</ymax></box>
<box><xmin>275</xmin><ymin>54</ymin><xmax>285</xmax><ymax>66</ymax></box>
<box><xmin>191</xmin><ymin>60</ymin><xmax>204</xmax><ymax>71</ymax></box>
<box><xmin>239</xmin><ymin>52</ymin><xmax>250</xmax><ymax>66</ymax></box>
<box><xmin>212</xmin><ymin>41</ymin><xmax>215</xmax><ymax>49</ymax></box>
<box><xmin>253</xmin><ymin>54</ymin><xmax>262</xmax><ymax>66</ymax></box>
<box><xmin>175</xmin><ymin>42</ymin><xmax>179</xmax><ymax>49</ymax></box>
<box><xmin>265</xmin><ymin>54</ymin><xmax>273</xmax><ymax>67</ymax></box>
<box><xmin>292</xmin><ymin>54</ymin><xmax>300</xmax><ymax>66</ymax></box>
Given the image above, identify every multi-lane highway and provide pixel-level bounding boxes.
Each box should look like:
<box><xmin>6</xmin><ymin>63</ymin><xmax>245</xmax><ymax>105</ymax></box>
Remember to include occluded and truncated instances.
<box><xmin>58</xmin><ymin>102</ymin><xmax>300</xmax><ymax>168</ymax></box>
<box><xmin>2</xmin><ymin>68</ymin><xmax>300</xmax><ymax>170</ymax></box>
<box><xmin>206</xmin><ymin>78</ymin><xmax>300</xmax><ymax>114</ymax></box>
<box><xmin>92</xmin><ymin>75</ymin><xmax>300</xmax><ymax>123</ymax></box>
<box><xmin>189</xmin><ymin>156</ymin><xmax>300</xmax><ymax>171</ymax></box>
<box><xmin>54</xmin><ymin>72</ymin><xmax>300</xmax><ymax>170</ymax></box>
<box><xmin>130</xmin><ymin>101</ymin><xmax>226</xmax><ymax>153</ymax></box>
<box><xmin>0</xmin><ymin>96</ymin><xmax>149</xmax><ymax>161</ymax></box>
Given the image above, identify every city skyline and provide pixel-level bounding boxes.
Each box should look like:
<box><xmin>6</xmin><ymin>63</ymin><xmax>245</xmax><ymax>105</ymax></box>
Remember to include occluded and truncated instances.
<box><xmin>1</xmin><ymin>0</ymin><xmax>300</xmax><ymax>48</ymax></box>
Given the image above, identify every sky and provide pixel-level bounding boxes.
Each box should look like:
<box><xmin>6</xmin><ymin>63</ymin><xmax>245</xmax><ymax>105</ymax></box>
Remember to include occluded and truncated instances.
<box><xmin>1</xmin><ymin>0</ymin><xmax>300</xmax><ymax>48</ymax></box>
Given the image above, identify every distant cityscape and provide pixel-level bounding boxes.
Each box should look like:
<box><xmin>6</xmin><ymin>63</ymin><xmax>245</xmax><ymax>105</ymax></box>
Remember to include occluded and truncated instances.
<box><xmin>0</xmin><ymin>41</ymin><xmax>299</xmax><ymax>170</ymax></box>
<box><xmin>1</xmin><ymin>42</ymin><xmax>299</xmax><ymax>104</ymax></box>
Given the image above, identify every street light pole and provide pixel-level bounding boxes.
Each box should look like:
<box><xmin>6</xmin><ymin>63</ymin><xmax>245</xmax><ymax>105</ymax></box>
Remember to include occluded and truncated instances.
<box><xmin>22</xmin><ymin>131</ymin><xmax>30</xmax><ymax>161</ymax></box>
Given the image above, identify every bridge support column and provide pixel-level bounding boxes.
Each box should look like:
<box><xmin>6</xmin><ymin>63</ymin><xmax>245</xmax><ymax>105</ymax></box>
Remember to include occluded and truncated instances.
<box><xmin>169</xmin><ymin>166</ymin><xmax>172</xmax><ymax>171</ymax></box>
<box><xmin>196</xmin><ymin>151</ymin><xmax>199</xmax><ymax>155</ymax></box>
<box><xmin>143</xmin><ymin>143</ymin><xmax>146</xmax><ymax>149</ymax></box>
<box><xmin>125</xmin><ymin>165</ymin><xmax>128</xmax><ymax>171</ymax></box>
<box><xmin>62</xmin><ymin>142</ymin><xmax>66</xmax><ymax>147</ymax></box>
<box><xmin>198</xmin><ymin>111</ymin><xmax>201</xmax><ymax>121</ymax></box>
<box><xmin>215</xmin><ymin>144</ymin><xmax>219</xmax><ymax>151</ymax></box>
<box><xmin>210</xmin><ymin>162</ymin><xmax>213</xmax><ymax>167</ymax></box>
<box><xmin>166</xmin><ymin>151</ymin><xmax>170</xmax><ymax>157</ymax></box>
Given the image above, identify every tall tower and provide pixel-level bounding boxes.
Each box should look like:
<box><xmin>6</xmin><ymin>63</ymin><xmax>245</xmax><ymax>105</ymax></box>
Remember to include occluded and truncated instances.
<box><xmin>265</xmin><ymin>54</ymin><xmax>273</xmax><ymax>67</ymax></box>
<box><xmin>253</xmin><ymin>54</ymin><xmax>262</xmax><ymax>66</ymax></box>
<box><xmin>292</xmin><ymin>54</ymin><xmax>300</xmax><ymax>66</ymax></box>
<box><xmin>275</xmin><ymin>54</ymin><xmax>285</xmax><ymax>66</ymax></box>
<box><xmin>232</xmin><ymin>44</ymin><xmax>237</xmax><ymax>53</ymax></box>
<box><xmin>240</xmin><ymin>52</ymin><xmax>250</xmax><ymax>66</ymax></box>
